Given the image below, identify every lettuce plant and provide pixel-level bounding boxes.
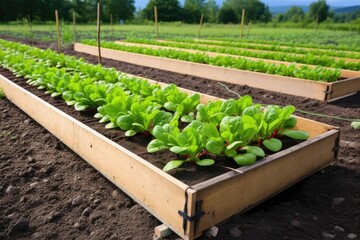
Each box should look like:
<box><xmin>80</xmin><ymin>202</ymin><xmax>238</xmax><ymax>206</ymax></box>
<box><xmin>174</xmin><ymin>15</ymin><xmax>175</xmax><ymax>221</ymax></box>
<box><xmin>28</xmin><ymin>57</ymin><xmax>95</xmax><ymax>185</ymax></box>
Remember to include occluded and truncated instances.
<box><xmin>243</xmin><ymin>105</ymin><xmax>309</xmax><ymax>152</ymax></box>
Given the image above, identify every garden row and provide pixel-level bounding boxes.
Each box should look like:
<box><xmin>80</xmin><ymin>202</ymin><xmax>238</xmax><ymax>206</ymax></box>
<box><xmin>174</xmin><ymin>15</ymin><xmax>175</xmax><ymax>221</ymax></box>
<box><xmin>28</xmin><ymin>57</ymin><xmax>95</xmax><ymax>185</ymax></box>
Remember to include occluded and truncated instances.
<box><xmin>193</xmin><ymin>38</ymin><xmax>360</xmax><ymax>59</ymax></box>
<box><xmin>206</xmin><ymin>33</ymin><xmax>360</xmax><ymax>52</ymax></box>
<box><xmin>75</xmin><ymin>42</ymin><xmax>360</xmax><ymax>101</ymax></box>
<box><xmin>0</xmin><ymin>38</ymin><xmax>340</xmax><ymax>240</ymax></box>
<box><xmin>124</xmin><ymin>38</ymin><xmax>360</xmax><ymax>70</ymax></box>
<box><xmin>82</xmin><ymin>40</ymin><xmax>341</xmax><ymax>82</ymax></box>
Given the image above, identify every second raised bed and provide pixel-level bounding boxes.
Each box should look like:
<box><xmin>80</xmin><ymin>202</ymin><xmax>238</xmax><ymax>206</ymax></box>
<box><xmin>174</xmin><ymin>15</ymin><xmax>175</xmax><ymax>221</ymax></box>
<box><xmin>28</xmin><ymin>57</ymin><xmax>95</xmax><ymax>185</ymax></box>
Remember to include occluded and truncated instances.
<box><xmin>75</xmin><ymin>43</ymin><xmax>360</xmax><ymax>102</ymax></box>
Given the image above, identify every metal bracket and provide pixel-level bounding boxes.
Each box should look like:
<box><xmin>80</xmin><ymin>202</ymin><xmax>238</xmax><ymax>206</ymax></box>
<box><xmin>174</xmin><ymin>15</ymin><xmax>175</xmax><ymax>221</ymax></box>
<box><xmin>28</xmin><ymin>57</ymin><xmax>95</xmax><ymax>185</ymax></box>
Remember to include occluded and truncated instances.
<box><xmin>179</xmin><ymin>187</ymin><xmax>205</xmax><ymax>233</ymax></box>
<box><xmin>332</xmin><ymin>136</ymin><xmax>340</xmax><ymax>158</ymax></box>
<box><xmin>324</xmin><ymin>86</ymin><xmax>334</xmax><ymax>100</ymax></box>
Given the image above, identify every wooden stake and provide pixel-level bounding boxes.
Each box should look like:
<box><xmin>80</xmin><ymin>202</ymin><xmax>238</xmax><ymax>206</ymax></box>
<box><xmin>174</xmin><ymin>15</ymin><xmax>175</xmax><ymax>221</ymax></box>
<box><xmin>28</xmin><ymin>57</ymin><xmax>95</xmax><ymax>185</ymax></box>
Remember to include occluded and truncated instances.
<box><xmin>154</xmin><ymin>6</ymin><xmax>159</xmax><ymax>39</ymax></box>
<box><xmin>27</xmin><ymin>14</ymin><xmax>33</xmax><ymax>40</ymax></box>
<box><xmin>315</xmin><ymin>14</ymin><xmax>319</xmax><ymax>31</ymax></box>
<box><xmin>97</xmin><ymin>2</ymin><xmax>102</xmax><ymax>64</ymax></box>
<box><xmin>110</xmin><ymin>13</ymin><xmax>113</xmax><ymax>40</ymax></box>
<box><xmin>55</xmin><ymin>10</ymin><xmax>61</xmax><ymax>53</ymax></box>
<box><xmin>240</xmin><ymin>8</ymin><xmax>245</xmax><ymax>39</ymax></box>
<box><xmin>73</xmin><ymin>11</ymin><xmax>76</xmax><ymax>43</ymax></box>
<box><xmin>197</xmin><ymin>13</ymin><xmax>204</xmax><ymax>38</ymax></box>
<box><xmin>247</xmin><ymin>20</ymin><xmax>252</xmax><ymax>36</ymax></box>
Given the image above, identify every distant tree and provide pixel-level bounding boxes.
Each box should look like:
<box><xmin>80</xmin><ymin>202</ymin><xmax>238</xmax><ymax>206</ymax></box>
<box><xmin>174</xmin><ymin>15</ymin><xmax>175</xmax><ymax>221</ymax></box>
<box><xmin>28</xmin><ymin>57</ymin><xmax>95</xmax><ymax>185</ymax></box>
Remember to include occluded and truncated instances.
<box><xmin>73</xmin><ymin>0</ymin><xmax>97</xmax><ymax>23</ymax></box>
<box><xmin>284</xmin><ymin>6</ymin><xmax>305</xmax><ymax>22</ymax></box>
<box><xmin>308</xmin><ymin>0</ymin><xmax>330</xmax><ymax>23</ymax></box>
<box><xmin>204</xmin><ymin>0</ymin><xmax>219</xmax><ymax>23</ymax></box>
<box><xmin>221</xmin><ymin>0</ymin><xmax>272</xmax><ymax>23</ymax></box>
<box><xmin>142</xmin><ymin>0</ymin><xmax>183</xmax><ymax>22</ymax></box>
<box><xmin>102</xmin><ymin>0</ymin><xmax>135</xmax><ymax>22</ymax></box>
<box><xmin>183</xmin><ymin>0</ymin><xmax>205</xmax><ymax>23</ymax></box>
<box><xmin>218</xmin><ymin>5</ymin><xmax>238</xmax><ymax>23</ymax></box>
<box><xmin>275</xmin><ymin>13</ymin><xmax>285</xmax><ymax>22</ymax></box>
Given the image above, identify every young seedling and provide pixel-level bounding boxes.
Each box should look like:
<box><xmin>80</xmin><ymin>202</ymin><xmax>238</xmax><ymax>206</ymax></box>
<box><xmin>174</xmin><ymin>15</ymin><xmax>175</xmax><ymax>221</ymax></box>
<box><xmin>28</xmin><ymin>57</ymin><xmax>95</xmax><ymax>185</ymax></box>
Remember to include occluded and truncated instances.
<box><xmin>0</xmin><ymin>88</ymin><xmax>5</xmax><ymax>99</ymax></box>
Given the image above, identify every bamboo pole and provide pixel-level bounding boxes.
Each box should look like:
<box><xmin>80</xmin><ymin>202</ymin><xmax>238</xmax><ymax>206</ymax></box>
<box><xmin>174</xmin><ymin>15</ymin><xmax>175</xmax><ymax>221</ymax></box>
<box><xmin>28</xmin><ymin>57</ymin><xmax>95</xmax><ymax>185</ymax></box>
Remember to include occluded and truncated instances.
<box><xmin>197</xmin><ymin>13</ymin><xmax>204</xmax><ymax>39</ymax></box>
<box><xmin>154</xmin><ymin>6</ymin><xmax>159</xmax><ymax>39</ymax></box>
<box><xmin>315</xmin><ymin>14</ymin><xmax>319</xmax><ymax>31</ymax></box>
<box><xmin>73</xmin><ymin>11</ymin><xmax>76</xmax><ymax>43</ymax></box>
<box><xmin>110</xmin><ymin>13</ymin><xmax>113</xmax><ymax>40</ymax></box>
<box><xmin>55</xmin><ymin>10</ymin><xmax>61</xmax><ymax>53</ymax></box>
<box><xmin>97</xmin><ymin>2</ymin><xmax>102</xmax><ymax>64</ymax></box>
<box><xmin>27</xmin><ymin>14</ymin><xmax>33</xmax><ymax>40</ymax></box>
<box><xmin>240</xmin><ymin>8</ymin><xmax>245</xmax><ymax>39</ymax></box>
<box><xmin>247</xmin><ymin>20</ymin><xmax>252</xmax><ymax>36</ymax></box>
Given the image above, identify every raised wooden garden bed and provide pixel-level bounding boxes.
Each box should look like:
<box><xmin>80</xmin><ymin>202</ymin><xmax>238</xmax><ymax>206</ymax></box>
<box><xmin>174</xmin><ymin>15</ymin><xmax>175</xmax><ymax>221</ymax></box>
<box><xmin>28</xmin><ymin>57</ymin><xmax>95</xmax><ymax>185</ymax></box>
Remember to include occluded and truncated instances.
<box><xmin>0</xmin><ymin>74</ymin><xmax>340</xmax><ymax>240</ymax></box>
<box><xmin>74</xmin><ymin>43</ymin><xmax>360</xmax><ymax>102</ymax></box>
<box><xmin>114</xmin><ymin>40</ymin><xmax>360</xmax><ymax>79</ymax></box>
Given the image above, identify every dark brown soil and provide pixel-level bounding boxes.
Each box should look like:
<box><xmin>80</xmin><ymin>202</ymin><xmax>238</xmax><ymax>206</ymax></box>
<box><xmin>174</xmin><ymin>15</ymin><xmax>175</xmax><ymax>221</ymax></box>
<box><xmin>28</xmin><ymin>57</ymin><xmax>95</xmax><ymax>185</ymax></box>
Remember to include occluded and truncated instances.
<box><xmin>0</xmin><ymin>37</ymin><xmax>359</xmax><ymax>240</ymax></box>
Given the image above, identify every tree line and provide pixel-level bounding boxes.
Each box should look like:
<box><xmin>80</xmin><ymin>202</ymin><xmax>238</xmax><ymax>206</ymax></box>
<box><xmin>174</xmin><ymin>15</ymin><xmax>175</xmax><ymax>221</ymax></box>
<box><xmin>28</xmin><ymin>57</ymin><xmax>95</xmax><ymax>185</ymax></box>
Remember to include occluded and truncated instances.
<box><xmin>0</xmin><ymin>0</ymin><xmax>357</xmax><ymax>24</ymax></box>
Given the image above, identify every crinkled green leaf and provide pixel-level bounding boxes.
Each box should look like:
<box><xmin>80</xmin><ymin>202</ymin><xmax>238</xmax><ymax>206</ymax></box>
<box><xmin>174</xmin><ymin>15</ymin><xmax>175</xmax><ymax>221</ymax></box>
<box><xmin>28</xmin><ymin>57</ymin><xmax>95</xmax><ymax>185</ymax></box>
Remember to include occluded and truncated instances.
<box><xmin>105</xmin><ymin>122</ymin><xmax>117</xmax><ymax>129</ymax></box>
<box><xmin>117</xmin><ymin>115</ymin><xmax>134</xmax><ymax>130</ymax></box>
<box><xmin>170</xmin><ymin>146</ymin><xmax>190</xmax><ymax>155</ymax></box>
<box><xmin>202</xmin><ymin>123</ymin><xmax>219</xmax><ymax>138</ymax></box>
<box><xmin>351</xmin><ymin>121</ymin><xmax>360</xmax><ymax>129</ymax></box>
<box><xmin>226</xmin><ymin>141</ymin><xmax>243</xmax><ymax>150</ymax></box>
<box><xmin>164</xmin><ymin>101</ymin><xmax>177</xmax><ymax>111</ymax></box>
<box><xmin>181</xmin><ymin>114</ymin><xmax>194</xmax><ymax>123</ymax></box>
<box><xmin>206</xmin><ymin>139</ymin><xmax>224</xmax><ymax>155</ymax></box>
<box><xmin>74</xmin><ymin>102</ymin><xmax>88</xmax><ymax>111</ymax></box>
<box><xmin>73</xmin><ymin>91</ymin><xmax>86</xmax><ymax>100</ymax></box>
<box><xmin>147</xmin><ymin>139</ymin><xmax>169</xmax><ymax>153</ymax></box>
<box><xmin>125</xmin><ymin>130</ymin><xmax>137</xmax><ymax>137</ymax></box>
<box><xmin>220</xmin><ymin>99</ymin><xmax>236</xmax><ymax>115</ymax></box>
<box><xmin>281</xmin><ymin>130</ymin><xmax>309</xmax><ymax>140</ymax></box>
<box><xmin>284</xmin><ymin>116</ymin><xmax>297</xmax><ymax>128</ymax></box>
<box><xmin>263</xmin><ymin>138</ymin><xmax>282</xmax><ymax>152</ymax></box>
<box><xmin>163</xmin><ymin>160</ymin><xmax>185</xmax><ymax>172</ymax></box>
<box><xmin>242</xmin><ymin>146</ymin><xmax>265</xmax><ymax>157</ymax></box>
<box><xmin>225</xmin><ymin>148</ymin><xmax>237</xmax><ymax>158</ymax></box>
<box><xmin>234</xmin><ymin>153</ymin><xmax>256</xmax><ymax>166</ymax></box>
<box><xmin>196</xmin><ymin>159</ymin><xmax>215</xmax><ymax>166</ymax></box>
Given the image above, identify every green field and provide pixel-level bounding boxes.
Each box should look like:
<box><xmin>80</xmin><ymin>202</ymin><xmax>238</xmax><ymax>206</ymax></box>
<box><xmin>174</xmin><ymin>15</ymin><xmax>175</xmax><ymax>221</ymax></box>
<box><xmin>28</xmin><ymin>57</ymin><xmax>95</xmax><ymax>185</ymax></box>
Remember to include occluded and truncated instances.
<box><xmin>0</xmin><ymin>23</ymin><xmax>359</xmax><ymax>49</ymax></box>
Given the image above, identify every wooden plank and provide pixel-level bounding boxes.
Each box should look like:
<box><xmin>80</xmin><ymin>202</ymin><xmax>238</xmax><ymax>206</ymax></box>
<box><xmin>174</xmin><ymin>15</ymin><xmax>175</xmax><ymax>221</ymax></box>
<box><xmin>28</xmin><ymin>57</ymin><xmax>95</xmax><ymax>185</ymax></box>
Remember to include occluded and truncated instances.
<box><xmin>114</xmin><ymin>41</ymin><xmax>359</xmax><ymax>79</ymax></box>
<box><xmin>295</xmin><ymin>116</ymin><xmax>337</xmax><ymax>139</ymax></box>
<box><xmin>0</xmin><ymin>75</ymin><xmax>190</xmax><ymax>239</ymax></box>
<box><xmin>329</xmin><ymin>77</ymin><xmax>360</xmax><ymax>100</ymax></box>
<box><xmin>192</xmin><ymin>129</ymin><xmax>339</xmax><ymax>236</ymax></box>
<box><xmin>154</xmin><ymin>224</ymin><xmax>173</xmax><ymax>238</ymax></box>
<box><xmin>74</xmin><ymin>43</ymin><xmax>331</xmax><ymax>101</ymax></box>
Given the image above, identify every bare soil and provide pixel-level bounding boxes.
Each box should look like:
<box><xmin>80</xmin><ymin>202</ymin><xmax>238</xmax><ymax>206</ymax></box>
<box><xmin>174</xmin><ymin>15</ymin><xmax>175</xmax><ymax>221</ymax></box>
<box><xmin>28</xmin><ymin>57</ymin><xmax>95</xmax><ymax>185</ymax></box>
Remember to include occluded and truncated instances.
<box><xmin>0</xmin><ymin>37</ymin><xmax>359</xmax><ymax>240</ymax></box>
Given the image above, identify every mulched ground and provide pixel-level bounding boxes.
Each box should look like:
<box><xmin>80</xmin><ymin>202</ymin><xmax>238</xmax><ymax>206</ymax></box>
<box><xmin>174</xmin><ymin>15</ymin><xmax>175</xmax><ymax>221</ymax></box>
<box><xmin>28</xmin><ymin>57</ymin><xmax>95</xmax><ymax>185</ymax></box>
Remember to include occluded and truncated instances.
<box><xmin>0</xmin><ymin>37</ymin><xmax>359</xmax><ymax>240</ymax></box>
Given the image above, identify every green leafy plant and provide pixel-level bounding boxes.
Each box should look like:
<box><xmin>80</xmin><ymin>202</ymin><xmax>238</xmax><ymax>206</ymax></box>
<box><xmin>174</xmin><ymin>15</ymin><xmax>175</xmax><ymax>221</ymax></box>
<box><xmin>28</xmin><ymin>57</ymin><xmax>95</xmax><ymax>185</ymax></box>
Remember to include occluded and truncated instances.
<box><xmin>351</xmin><ymin>121</ymin><xmax>360</xmax><ymax>130</ymax></box>
<box><xmin>147</xmin><ymin>121</ymin><xmax>215</xmax><ymax>172</ymax></box>
<box><xmin>0</xmin><ymin>88</ymin><xmax>5</xmax><ymax>99</ymax></box>
<box><xmin>116</xmin><ymin>100</ymin><xmax>173</xmax><ymax>137</ymax></box>
<box><xmin>243</xmin><ymin>105</ymin><xmax>309</xmax><ymax>152</ymax></box>
<box><xmin>219</xmin><ymin>115</ymin><xmax>265</xmax><ymax>166</ymax></box>
<box><xmin>196</xmin><ymin>96</ymin><xmax>253</xmax><ymax>126</ymax></box>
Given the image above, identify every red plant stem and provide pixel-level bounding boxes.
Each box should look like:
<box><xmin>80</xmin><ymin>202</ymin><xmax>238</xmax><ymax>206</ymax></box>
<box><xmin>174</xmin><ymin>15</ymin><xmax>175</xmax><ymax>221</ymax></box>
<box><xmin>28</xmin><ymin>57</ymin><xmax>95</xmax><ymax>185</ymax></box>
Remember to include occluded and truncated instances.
<box><xmin>198</xmin><ymin>150</ymin><xmax>209</xmax><ymax>158</ymax></box>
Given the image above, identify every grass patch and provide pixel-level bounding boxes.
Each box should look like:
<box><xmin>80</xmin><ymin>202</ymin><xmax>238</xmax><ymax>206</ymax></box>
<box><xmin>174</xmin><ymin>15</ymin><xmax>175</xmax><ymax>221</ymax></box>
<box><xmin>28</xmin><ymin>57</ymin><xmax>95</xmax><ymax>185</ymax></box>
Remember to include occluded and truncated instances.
<box><xmin>0</xmin><ymin>88</ymin><xmax>5</xmax><ymax>99</ymax></box>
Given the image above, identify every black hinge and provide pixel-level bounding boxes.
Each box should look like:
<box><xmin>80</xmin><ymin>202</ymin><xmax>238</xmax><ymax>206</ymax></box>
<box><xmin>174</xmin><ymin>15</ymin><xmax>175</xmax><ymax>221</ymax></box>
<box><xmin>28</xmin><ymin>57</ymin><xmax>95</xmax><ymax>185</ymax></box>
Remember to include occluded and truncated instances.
<box><xmin>332</xmin><ymin>136</ymin><xmax>340</xmax><ymax>158</ymax></box>
<box><xmin>178</xmin><ymin>187</ymin><xmax>205</xmax><ymax>233</ymax></box>
<box><xmin>324</xmin><ymin>86</ymin><xmax>333</xmax><ymax>100</ymax></box>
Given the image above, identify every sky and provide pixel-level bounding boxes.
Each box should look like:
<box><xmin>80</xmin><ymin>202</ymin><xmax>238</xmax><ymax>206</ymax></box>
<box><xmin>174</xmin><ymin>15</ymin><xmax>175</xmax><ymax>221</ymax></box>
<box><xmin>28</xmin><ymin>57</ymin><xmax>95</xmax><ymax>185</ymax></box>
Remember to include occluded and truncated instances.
<box><xmin>134</xmin><ymin>0</ymin><xmax>359</xmax><ymax>10</ymax></box>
